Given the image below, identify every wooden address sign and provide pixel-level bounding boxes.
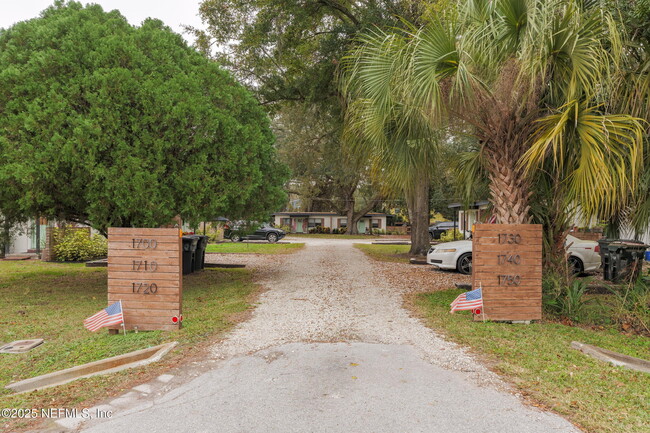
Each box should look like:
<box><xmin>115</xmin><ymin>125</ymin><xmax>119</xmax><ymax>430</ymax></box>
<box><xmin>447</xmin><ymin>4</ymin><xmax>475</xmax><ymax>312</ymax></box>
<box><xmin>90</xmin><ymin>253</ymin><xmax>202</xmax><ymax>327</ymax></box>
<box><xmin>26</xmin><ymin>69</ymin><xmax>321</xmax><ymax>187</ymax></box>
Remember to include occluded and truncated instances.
<box><xmin>472</xmin><ymin>224</ymin><xmax>542</xmax><ymax>322</ymax></box>
<box><xmin>107</xmin><ymin>227</ymin><xmax>182</xmax><ymax>331</ymax></box>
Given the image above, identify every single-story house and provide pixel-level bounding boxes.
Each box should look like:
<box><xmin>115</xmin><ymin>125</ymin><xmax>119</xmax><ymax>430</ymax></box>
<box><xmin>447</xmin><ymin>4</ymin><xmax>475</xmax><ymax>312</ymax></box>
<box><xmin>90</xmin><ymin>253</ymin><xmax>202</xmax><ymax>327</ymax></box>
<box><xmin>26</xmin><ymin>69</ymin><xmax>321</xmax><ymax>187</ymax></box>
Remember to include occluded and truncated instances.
<box><xmin>3</xmin><ymin>218</ymin><xmax>48</xmax><ymax>256</ymax></box>
<box><xmin>448</xmin><ymin>200</ymin><xmax>492</xmax><ymax>237</ymax></box>
<box><xmin>273</xmin><ymin>212</ymin><xmax>387</xmax><ymax>234</ymax></box>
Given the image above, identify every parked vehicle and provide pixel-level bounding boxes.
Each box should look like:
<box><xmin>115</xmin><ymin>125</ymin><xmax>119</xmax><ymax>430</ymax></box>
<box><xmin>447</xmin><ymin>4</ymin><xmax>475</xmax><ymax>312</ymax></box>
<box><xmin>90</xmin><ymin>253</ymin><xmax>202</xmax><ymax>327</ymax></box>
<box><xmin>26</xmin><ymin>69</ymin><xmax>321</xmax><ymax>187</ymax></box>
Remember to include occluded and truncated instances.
<box><xmin>224</xmin><ymin>222</ymin><xmax>285</xmax><ymax>243</ymax></box>
<box><xmin>428</xmin><ymin>221</ymin><xmax>458</xmax><ymax>240</ymax></box>
<box><xmin>426</xmin><ymin>234</ymin><xmax>600</xmax><ymax>275</ymax></box>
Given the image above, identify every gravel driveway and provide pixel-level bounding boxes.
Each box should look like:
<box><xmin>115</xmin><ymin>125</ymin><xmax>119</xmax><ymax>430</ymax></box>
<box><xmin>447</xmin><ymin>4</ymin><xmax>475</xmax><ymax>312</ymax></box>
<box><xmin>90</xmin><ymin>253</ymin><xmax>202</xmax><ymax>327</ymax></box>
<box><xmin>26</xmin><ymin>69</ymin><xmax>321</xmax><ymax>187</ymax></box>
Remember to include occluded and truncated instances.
<box><xmin>78</xmin><ymin>238</ymin><xmax>580</xmax><ymax>433</ymax></box>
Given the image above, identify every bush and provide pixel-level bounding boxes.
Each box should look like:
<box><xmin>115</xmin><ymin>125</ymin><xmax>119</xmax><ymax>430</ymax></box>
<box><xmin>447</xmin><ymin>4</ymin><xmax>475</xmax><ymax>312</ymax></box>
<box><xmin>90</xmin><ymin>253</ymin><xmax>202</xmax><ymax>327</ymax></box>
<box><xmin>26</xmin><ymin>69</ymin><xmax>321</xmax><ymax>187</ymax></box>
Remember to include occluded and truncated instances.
<box><xmin>542</xmin><ymin>273</ymin><xmax>595</xmax><ymax>323</ymax></box>
<box><xmin>53</xmin><ymin>229</ymin><xmax>108</xmax><ymax>261</ymax></box>
<box><xmin>279</xmin><ymin>224</ymin><xmax>291</xmax><ymax>233</ymax></box>
<box><xmin>609</xmin><ymin>277</ymin><xmax>650</xmax><ymax>335</ymax></box>
<box><xmin>339</xmin><ymin>227</ymin><xmax>347</xmax><ymax>234</ymax></box>
<box><xmin>439</xmin><ymin>229</ymin><xmax>464</xmax><ymax>242</ymax></box>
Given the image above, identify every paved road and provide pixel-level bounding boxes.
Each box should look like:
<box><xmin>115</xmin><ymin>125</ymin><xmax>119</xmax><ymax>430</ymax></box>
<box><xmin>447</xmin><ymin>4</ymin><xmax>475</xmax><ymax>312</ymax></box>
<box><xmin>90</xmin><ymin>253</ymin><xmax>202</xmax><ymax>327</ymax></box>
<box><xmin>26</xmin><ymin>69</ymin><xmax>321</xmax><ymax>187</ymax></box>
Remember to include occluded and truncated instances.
<box><xmin>76</xmin><ymin>238</ymin><xmax>579</xmax><ymax>433</ymax></box>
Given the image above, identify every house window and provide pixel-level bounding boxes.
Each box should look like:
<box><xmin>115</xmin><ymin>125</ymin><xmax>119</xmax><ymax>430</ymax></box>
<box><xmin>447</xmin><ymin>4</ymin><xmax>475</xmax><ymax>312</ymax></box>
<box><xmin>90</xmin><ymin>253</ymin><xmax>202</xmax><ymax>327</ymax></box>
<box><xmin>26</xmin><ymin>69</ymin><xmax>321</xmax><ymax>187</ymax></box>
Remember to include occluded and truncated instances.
<box><xmin>308</xmin><ymin>218</ymin><xmax>323</xmax><ymax>228</ymax></box>
<box><xmin>372</xmin><ymin>219</ymin><xmax>380</xmax><ymax>229</ymax></box>
<box><xmin>281</xmin><ymin>218</ymin><xmax>291</xmax><ymax>226</ymax></box>
<box><xmin>339</xmin><ymin>218</ymin><xmax>347</xmax><ymax>228</ymax></box>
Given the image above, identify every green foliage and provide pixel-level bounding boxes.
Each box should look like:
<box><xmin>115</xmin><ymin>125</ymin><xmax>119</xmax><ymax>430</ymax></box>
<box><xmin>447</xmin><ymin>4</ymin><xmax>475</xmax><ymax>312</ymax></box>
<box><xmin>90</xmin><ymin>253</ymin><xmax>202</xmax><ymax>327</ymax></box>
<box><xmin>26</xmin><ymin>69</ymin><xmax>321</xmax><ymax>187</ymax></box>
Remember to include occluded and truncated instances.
<box><xmin>543</xmin><ymin>273</ymin><xmax>599</xmax><ymax>323</ymax></box>
<box><xmin>439</xmin><ymin>229</ymin><xmax>464</xmax><ymax>242</ymax></box>
<box><xmin>608</xmin><ymin>277</ymin><xmax>650</xmax><ymax>335</ymax></box>
<box><xmin>195</xmin><ymin>1</ymin><xmax>426</xmax><ymax>235</ymax></box>
<box><xmin>52</xmin><ymin>229</ymin><xmax>107</xmax><ymax>261</ymax></box>
<box><xmin>278</xmin><ymin>225</ymin><xmax>291</xmax><ymax>233</ymax></box>
<box><xmin>0</xmin><ymin>2</ymin><xmax>288</xmax><ymax>234</ymax></box>
<box><xmin>342</xmin><ymin>0</ymin><xmax>644</xmax><ymax>234</ymax></box>
<box><xmin>308</xmin><ymin>225</ymin><xmax>331</xmax><ymax>234</ymax></box>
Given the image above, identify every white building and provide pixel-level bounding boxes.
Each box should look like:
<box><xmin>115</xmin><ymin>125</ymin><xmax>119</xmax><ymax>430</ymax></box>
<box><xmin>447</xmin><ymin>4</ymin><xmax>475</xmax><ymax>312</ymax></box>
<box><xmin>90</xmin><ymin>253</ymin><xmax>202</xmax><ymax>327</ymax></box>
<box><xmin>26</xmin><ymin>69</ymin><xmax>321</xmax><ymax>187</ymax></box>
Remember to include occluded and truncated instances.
<box><xmin>273</xmin><ymin>212</ymin><xmax>387</xmax><ymax>234</ymax></box>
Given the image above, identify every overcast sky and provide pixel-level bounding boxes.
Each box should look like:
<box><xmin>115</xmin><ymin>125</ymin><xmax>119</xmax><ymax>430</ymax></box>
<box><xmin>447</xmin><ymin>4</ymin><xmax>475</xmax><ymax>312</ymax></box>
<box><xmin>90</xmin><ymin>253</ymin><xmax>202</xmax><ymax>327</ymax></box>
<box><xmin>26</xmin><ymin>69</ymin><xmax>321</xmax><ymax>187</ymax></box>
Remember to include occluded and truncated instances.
<box><xmin>0</xmin><ymin>0</ymin><xmax>205</xmax><ymax>44</ymax></box>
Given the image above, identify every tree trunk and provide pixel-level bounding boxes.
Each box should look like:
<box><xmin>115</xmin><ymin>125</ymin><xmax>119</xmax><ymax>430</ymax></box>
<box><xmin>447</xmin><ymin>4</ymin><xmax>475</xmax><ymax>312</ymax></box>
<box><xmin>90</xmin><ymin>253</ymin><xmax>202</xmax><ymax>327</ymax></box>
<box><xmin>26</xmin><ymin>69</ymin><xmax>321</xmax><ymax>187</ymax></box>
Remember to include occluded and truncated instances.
<box><xmin>346</xmin><ymin>194</ymin><xmax>383</xmax><ymax>235</ymax></box>
<box><xmin>408</xmin><ymin>176</ymin><xmax>431</xmax><ymax>256</ymax></box>
<box><xmin>346</xmin><ymin>205</ymin><xmax>358</xmax><ymax>234</ymax></box>
<box><xmin>487</xmin><ymin>155</ymin><xmax>531</xmax><ymax>224</ymax></box>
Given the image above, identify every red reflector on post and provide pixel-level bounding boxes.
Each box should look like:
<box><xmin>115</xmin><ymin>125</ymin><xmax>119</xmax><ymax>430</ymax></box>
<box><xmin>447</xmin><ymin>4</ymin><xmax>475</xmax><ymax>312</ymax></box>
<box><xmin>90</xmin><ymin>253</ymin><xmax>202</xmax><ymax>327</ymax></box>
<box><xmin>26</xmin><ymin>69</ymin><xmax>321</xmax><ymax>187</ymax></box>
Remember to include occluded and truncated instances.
<box><xmin>171</xmin><ymin>316</ymin><xmax>179</xmax><ymax>323</ymax></box>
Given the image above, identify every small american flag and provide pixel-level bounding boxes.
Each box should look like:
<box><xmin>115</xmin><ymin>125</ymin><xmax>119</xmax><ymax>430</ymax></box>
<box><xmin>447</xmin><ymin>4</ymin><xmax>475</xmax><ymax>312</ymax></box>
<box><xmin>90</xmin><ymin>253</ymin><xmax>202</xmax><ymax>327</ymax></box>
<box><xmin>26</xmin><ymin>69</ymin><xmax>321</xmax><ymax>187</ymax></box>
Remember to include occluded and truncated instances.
<box><xmin>450</xmin><ymin>288</ymin><xmax>483</xmax><ymax>313</ymax></box>
<box><xmin>84</xmin><ymin>301</ymin><xmax>124</xmax><ymax>332</ymax></box>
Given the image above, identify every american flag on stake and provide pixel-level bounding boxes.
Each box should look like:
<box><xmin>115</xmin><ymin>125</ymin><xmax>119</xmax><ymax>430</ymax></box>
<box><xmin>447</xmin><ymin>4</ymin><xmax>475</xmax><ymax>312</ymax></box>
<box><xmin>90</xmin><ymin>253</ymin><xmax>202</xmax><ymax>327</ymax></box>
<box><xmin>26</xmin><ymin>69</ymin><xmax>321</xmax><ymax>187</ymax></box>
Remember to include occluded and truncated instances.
<box><xmin>84</xmin><ymin>300</ymin><xmax>124</xmax><ymax>332</ymax></box>
<box><xmin>450</xmin><ymin>287</ymin><xmax>483</xmax><ymax>314</ymax></box>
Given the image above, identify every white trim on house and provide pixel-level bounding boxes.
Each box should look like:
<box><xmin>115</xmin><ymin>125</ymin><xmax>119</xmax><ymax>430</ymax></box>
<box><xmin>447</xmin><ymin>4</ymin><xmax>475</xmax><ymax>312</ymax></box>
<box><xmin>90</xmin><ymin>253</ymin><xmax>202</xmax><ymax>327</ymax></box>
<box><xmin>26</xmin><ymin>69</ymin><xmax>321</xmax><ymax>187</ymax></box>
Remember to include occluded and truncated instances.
<box><xmin>273</xmin><ymin>212</ymin><xmax>387</xmax><ymax>234</ymax></box>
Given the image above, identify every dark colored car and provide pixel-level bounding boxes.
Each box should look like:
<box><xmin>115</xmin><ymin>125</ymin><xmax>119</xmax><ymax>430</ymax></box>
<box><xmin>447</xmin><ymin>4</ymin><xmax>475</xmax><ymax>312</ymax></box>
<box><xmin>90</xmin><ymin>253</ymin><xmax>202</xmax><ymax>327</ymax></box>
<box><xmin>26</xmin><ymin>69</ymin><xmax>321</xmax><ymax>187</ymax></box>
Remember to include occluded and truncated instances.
<box><xmin>224</xmin><ymin>223</ymin><xmax>286</xmax><ymax>243</ymax></box>
<box><xmin>428</xmin><ymin>221</ymin><xmax>457</xmax><ymax>240</ymax></box>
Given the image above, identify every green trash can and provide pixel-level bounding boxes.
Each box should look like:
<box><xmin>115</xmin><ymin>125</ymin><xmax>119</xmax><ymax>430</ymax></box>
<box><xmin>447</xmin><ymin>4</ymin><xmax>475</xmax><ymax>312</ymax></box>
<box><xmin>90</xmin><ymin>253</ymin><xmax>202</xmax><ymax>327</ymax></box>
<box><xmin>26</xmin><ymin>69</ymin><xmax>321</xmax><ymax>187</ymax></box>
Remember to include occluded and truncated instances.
<box><xmin>598</xmin><ymin>239</ymin><xmax>647</xmax><ymax>282</ymax></box>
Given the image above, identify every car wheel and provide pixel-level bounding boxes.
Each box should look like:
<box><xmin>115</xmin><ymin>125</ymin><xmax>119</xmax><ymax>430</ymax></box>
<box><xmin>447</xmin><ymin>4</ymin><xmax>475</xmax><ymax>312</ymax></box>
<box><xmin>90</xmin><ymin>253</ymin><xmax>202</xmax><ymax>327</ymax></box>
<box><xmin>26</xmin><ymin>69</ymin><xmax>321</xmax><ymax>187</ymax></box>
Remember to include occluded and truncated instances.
<box><xmin>457</xmin><ymin>253</ymin><xmax>472</xmax><ymax>275</ymax></box>
<box><xmin>267</xmin><ymin>233</ymin><xmax>278</xmax><ymax>243</ymax></box>
<box><xmin>568</xmin><ymin>256</ymin><xmax>584</xmax><ymax>275</ymax></box>
<box><xmin>231</xmin><ymin>234</ymin><xmax>241</xmax><ymax>242</ymax></box>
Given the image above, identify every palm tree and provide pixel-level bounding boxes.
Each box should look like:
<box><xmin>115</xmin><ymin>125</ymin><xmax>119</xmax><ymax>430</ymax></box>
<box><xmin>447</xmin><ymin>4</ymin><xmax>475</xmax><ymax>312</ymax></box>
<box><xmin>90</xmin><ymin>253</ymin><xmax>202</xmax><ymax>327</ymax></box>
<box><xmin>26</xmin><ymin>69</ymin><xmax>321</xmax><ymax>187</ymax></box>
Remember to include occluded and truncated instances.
<box><xmin>342</xmin><ymin>29</ymin><xmax>439</xmax><ymax>255</ymax></box>
<box><xmin>342</xmin><ymin>0</ymin><xmax>644</xmax><ymax>261</ymax></box>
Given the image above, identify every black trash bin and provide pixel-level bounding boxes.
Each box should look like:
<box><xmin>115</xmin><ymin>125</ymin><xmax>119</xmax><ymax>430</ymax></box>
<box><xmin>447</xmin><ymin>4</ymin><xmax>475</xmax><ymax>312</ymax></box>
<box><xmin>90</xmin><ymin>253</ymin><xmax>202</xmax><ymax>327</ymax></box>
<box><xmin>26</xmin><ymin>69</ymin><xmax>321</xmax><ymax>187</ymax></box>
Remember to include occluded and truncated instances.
<box><xmin>182</xmin><ymin>236</ymin><xmax>199</xmax><ymax>275</ymax></box>
<box><xmin>193</xmin><ymin>235</ymin><xmax>209</xmax><ymax>271</ymax></box>
<box><xmin>598</xmin><ymin>239</ymin><xmax>647</xmax><ymax>282</ymax></box>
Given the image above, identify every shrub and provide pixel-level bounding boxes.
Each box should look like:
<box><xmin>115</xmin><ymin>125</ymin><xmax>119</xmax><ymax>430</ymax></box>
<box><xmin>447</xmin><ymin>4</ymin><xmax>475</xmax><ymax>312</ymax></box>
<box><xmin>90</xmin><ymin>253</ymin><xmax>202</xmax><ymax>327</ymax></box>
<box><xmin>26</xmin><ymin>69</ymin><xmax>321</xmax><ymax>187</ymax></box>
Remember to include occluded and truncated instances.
<box><xmin>279</xmin><ymin>224</ymin><xmax>291</xmax><ymax>233</ymax></box>
<box><xmin>609</xmin><ymin>277</ymin><xmax>650</xmax><ymax>335</ymax></box>
<box><xmin>53</xmin><ymin>229</ymin><xmax>108</xmax><ymax>261</ymax></box>
<box><xmin>543</xmin><ymin>273</ymin><xmax>594</xmax><ymax>323</ymax></box>
<box><xmin>339</xmin><ymin>227</ymin><xmax>347</xmax><ymax>234</ymax></box>
<box><xmin>439</xmin><ymin>229</ymin><xmax>464</xmax><ymax>242</ymax></box>
<box><xmin>332</xmin><ymin>228</ymin><xmax>339</xmax><ymax>234</ymax></box>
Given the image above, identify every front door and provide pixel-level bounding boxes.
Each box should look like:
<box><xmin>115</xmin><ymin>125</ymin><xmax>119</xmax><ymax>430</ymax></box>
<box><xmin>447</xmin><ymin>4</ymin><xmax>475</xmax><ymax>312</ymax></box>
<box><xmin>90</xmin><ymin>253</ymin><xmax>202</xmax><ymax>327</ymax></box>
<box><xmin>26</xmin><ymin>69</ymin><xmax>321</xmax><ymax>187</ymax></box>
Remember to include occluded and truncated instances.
<box><xmin>357</xmin><ymin>220</ymin><xmax>366</xmax><ymax>234</ymax></box>
<box><xmin>295</xmin><ymin>218</ymin><xmax>304</xmax><ymax>233</ymax></box>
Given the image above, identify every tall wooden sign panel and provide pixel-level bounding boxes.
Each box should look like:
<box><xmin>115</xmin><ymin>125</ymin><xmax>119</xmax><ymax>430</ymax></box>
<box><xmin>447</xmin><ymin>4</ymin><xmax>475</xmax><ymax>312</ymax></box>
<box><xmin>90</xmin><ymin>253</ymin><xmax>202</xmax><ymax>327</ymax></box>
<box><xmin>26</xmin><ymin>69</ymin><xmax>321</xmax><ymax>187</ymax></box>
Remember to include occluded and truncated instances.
<box><xmin>107</xmin><ymin>228</ymin><xmax>182</xmax><ymax>331</ymax></box>
<box><xmin>472</xmin><ymin>224</ymin><xmax>542</xmax><ymax>321</ymax></box>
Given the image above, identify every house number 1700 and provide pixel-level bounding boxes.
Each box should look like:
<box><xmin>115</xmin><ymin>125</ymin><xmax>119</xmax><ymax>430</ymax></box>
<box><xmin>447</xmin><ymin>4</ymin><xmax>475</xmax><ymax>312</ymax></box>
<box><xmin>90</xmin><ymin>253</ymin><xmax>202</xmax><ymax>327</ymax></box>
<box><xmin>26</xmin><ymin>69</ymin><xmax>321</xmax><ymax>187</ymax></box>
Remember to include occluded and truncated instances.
<box><xmin>131</xmin><ymin>238</ymin><xmax>158</xmax><ymax>249</ymax></box>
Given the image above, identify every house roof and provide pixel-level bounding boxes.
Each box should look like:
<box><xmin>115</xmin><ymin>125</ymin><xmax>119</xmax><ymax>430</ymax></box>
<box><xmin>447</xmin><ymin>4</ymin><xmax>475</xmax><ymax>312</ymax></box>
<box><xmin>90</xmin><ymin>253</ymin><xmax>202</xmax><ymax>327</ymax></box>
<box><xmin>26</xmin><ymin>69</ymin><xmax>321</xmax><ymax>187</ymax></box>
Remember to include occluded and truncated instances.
<box><xmin>448</xmin><ymin>200</ymin><xmax>489</xmax><ymax>209</ymax></box>
<box><xmin>273</xmin><ymin>212</ymin><xmax>387</xmax><ymax>217</ymax></box>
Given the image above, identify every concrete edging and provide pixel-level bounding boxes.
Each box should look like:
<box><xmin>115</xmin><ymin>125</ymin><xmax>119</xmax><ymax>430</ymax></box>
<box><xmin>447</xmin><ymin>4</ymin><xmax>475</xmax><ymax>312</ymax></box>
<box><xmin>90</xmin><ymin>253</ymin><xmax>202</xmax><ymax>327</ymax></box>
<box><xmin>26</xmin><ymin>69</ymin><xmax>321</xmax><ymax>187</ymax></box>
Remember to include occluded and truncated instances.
<box><xmin>6</xmin><ymin>341</ymin><xmax>178</xmax><ymax>394</ymax></box>
<box><xmin>571</xmin><ymin>341</ymin><xmax>650</xmax><ymax>374</ymax></box>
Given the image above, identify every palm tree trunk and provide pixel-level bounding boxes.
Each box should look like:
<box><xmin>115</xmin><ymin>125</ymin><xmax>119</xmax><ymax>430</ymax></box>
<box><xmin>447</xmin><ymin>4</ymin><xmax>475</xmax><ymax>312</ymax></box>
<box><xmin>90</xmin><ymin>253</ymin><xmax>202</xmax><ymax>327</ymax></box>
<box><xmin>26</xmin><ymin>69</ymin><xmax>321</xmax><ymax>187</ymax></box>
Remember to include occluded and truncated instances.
<box><xmin>408</xmin><ymin>176</ymin><xmax>431</xmax><ymax>256</ymax></box>
<box><xmin>488</xmin><ymin>155</ymin><xmax>531</xmax><ymax>224</ymax></box>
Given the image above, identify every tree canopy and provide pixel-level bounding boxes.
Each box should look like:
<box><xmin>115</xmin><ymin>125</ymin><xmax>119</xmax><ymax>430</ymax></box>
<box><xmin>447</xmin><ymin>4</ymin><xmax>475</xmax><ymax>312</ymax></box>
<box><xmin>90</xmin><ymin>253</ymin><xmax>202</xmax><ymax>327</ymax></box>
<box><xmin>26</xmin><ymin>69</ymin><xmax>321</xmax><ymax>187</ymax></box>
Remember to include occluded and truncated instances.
<box><xmin>0</xmin><ymin>1</ymin><xmax>288</xmax><ymax>234</ymax></box>
<box><xmin>195</xmin><ymin>0</ymin><xmax>432</xmax><ymax>236</ymax></box>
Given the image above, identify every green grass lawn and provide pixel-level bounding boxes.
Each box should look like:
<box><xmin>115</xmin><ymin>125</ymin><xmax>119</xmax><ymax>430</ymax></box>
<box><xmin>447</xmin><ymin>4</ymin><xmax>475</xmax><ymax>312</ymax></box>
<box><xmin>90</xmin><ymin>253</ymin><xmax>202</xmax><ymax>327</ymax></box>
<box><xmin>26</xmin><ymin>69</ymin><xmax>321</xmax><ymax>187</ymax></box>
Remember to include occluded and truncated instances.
<box><xmin>288</xmin><ymin>233</ymin><xmax>379</xmax><ymax>239</ymax></box>
<box><xmin>206</xmin><ymin>242</ymin><xmax>304</xmax><ymax>254</ymax></box>
<box><xmin>414</xmin><ymin>289</ymin><xmax>650</xmax><ymax>433</ymax></box>
<box><xmin>353</xmin><ymin>243</ymin><xmax>411</xmax><ymax>263</ymax></box>
<box><xmin>0</xmin><ymin>261</ymin><xmax>258</xmax><ymax>431</ymax></box>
